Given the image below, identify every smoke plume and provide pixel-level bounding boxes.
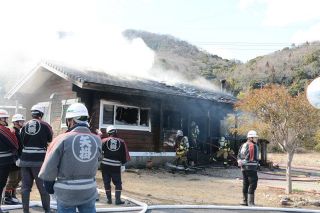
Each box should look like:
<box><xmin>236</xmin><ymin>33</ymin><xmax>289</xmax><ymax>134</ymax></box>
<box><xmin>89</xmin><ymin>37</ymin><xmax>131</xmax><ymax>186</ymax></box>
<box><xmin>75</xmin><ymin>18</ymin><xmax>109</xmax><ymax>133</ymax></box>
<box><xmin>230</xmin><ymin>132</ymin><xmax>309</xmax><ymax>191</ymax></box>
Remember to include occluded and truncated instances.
<box><xmin>0</xmin><ymin>0</ymin><xmax>222</xmax><ymax>94</ymax></box>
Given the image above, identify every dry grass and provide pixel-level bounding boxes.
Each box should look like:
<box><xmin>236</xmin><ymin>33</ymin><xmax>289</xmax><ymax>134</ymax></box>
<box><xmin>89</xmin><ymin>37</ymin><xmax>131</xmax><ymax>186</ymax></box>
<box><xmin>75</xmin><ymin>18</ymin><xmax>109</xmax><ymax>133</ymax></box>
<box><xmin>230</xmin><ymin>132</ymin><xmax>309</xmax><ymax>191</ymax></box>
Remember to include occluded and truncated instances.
<box><xmin>268</xmin><ymin>152</ymin><xmax>320</xmax><ymax>168</ymax></box>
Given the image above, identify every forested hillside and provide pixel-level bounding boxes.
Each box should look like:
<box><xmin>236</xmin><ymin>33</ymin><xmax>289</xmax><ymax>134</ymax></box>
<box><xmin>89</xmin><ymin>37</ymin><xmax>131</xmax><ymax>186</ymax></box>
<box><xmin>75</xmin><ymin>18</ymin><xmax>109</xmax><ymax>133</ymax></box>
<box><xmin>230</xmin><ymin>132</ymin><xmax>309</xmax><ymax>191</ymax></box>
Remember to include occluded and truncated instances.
<box><xmin>124</xmin><ymin>30</ymin><xmax>320</xmax><ymax>96</ymax></box>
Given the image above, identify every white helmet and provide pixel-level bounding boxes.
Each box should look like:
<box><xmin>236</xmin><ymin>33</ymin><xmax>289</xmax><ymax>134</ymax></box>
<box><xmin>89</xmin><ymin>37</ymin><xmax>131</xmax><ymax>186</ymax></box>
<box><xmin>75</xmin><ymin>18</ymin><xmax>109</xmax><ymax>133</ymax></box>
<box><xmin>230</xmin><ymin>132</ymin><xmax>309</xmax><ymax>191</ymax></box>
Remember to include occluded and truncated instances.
<box><xmin>106</xmin><ymin>125</ymin><xmax>117</xmax><ymax>134</ymax></box>
<box><xmin>31</xmin><ymin>105</ymin><xmax>45</xmax><ymax>114</ymax></box>
<box><xmin>0</xmin><ymin>109</ymin><xmax>9</xmax><ymax>118</ymax></box>
<box><xmin>66</xmin><ymin>103</ymin><xmax>89</xmax><ymax>119</ymax></box>
<box><xmin>176</xmin><ymin>130</ymin><xmax>183</xmax><ymax>138</ymax></box>
<box><xmin>12</xmin><ymin>114</ymin><xmax>25</xmax><ymax>122</ymax></box>
<box><xmin>247</xmin><ymin>130</ymin><xmax>258</xmax><ymax>138</ymax></box>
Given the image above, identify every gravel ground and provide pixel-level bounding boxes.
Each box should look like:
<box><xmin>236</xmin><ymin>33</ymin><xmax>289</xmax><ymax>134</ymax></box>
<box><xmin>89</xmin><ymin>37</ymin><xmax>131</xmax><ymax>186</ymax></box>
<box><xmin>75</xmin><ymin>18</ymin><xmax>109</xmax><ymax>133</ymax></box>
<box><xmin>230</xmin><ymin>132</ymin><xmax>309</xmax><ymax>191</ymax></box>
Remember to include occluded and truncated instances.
<box><xmin>6</xmin><ymin>153</ymin><xmax>320</xmax><ymax>212</ymax></box>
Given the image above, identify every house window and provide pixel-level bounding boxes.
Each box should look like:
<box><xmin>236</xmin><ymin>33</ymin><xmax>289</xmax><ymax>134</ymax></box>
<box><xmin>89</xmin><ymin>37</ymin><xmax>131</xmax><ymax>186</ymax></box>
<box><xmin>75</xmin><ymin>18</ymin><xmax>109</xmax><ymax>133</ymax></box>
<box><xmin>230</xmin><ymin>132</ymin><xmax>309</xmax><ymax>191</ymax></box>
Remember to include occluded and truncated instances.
<box><xmin>102</xmin><ymin>104</ymin><xmax>114</xmax><ymax>125</ymax></box>
<box><xmin>99</xmin><ymin>100</ymin><xmax>151</xmax><ymax>131</ymax></box>
<box><xmin>115</xmin><ymin>106</ymin><xmax>139</xmax><ymax>125</ymax></box>
<box><xmin>140</xmin><ymin>109</ymin><xmax>150</xmax><ymax>126</ymax></box>
<box><xmin>61</xmin><ymin>99</ymin><xmax>78</xmax><ymax>128</ymax></box>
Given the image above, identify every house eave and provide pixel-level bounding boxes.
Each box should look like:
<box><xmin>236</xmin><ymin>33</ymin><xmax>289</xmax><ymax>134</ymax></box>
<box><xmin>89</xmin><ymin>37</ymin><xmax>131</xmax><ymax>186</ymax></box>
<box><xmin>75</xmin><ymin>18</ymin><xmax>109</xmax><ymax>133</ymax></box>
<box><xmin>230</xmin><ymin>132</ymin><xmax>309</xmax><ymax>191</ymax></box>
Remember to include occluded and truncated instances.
<box><xmin>5</xmin><ymin>62</ymin><xmax>84</xmax><ymax>100</ymax></box>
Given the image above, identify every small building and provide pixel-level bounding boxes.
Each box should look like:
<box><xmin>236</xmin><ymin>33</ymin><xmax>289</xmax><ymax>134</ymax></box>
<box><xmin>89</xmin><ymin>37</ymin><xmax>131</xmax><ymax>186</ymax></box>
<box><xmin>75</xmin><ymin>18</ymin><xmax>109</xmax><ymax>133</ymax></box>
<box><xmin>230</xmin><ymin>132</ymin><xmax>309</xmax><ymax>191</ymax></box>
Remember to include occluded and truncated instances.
<box><xmin>6</xmin><ymin>61</ymin><xmax>236</xmax><ymax>165</ymax></box>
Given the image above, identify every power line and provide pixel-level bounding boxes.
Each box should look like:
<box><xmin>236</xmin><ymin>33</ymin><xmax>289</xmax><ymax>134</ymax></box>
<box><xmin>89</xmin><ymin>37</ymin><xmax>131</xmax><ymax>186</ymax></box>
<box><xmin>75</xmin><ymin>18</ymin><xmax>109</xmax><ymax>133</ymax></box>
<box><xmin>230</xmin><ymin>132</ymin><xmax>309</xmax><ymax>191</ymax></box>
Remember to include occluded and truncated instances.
<box><xmin>193</xmin><ymin>42</ymin><xmax>292</xmax><ymax>47</ymax></box>
<box><xmin>194</xmin><ymin>41</ymin><xmax>291</xmax><ymax>45</ymax></box>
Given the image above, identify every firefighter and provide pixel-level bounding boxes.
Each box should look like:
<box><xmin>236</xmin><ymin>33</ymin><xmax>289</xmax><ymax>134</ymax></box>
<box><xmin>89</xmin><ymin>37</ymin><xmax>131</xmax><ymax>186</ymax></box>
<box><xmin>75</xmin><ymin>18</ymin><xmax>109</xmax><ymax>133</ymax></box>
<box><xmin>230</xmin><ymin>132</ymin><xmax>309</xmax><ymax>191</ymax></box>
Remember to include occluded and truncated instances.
<box><xmin>3</xmin><ymin>114</ymin><xmax>25</xmax><ymax>205</ymax></box>
<box><xmin>101</xmin><ymin>125</ymin><xmax>130</xmax><ymax>205</ymax></box>
<box><xmin>237</xmin><ymin>130</ymin><xmax>259</xmax><ymax>206</ymax></box>
<box><xmin>216</xmin><ymin>137</ymin><xmax>234</xmax><ymax>167</ymax></box>
<box><xmin>39</xmin><ymin>103</ymin><xmax>102</xmax><ymax>213</ymax></box>
<box><xmin>19</xmin><ymin>105</ymin><xmax>52</xmax><ymax>213</ymax></box>
<box><xmin>164</xmin><ymin>130</ymin><xmax>189</xmax><ymax>167</ymax></box>
<box><xmin>0</xmin><ymin>109</ymin><xmax>19</xmax><ymax>213</ymax></box>
<box><xmin>190</xmin><ymin>121</ymin><xmax>199</xmax><ymax>148</ymax></box>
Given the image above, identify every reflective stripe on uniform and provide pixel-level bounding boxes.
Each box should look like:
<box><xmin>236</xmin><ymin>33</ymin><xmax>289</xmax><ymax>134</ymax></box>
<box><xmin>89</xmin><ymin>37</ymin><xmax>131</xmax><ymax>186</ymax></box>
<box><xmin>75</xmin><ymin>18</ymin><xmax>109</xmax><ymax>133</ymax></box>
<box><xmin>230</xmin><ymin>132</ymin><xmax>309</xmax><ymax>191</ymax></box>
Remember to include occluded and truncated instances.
<box><xmin>0</xmin><ymin>152</ymin><xmax>13</xmax><ymax>157</ymax></box>
<box><xmin>59</xmin><ymin>178</ymin><xmax>95</xmax><ymax>184</ymax></box>
<box><xmin>101</xmin><ymin>158</ymin><xmax>121</xmax><ymax>166</ymax></box>
<box><xmin>245</xmin><ymin>162</ymin><xmax>258</xmax><ymax>165</ymax></box>
<box><xmin>55</xmin><ymin>179</ymin><xmax>96</xmax><ymax>190</ymax></box>
<box><xmin>22</xmin><ymin>147</ymin><xmax>46</xmax><ymax>153</ymax></box>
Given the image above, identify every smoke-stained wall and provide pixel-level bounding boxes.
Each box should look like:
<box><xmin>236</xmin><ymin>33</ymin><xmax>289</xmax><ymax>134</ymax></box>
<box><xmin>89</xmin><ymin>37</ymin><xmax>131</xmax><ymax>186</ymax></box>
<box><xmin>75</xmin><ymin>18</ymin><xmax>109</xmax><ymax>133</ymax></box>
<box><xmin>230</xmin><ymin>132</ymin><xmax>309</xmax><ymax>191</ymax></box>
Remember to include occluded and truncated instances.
<box><xmin>12</xmin><ymin>68</ymin><xmax>234</xmax><ymax>154</ymax></box>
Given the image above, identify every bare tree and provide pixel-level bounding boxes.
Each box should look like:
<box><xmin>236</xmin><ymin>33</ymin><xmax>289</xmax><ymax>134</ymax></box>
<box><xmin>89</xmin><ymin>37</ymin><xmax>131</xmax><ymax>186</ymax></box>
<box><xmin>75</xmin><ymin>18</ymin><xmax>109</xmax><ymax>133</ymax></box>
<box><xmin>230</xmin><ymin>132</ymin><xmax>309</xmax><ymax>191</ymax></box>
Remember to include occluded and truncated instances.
<box><xmin>235</xmin><ymin>85</ymin><xmax>320</xmax><ymax>194</ymax></box>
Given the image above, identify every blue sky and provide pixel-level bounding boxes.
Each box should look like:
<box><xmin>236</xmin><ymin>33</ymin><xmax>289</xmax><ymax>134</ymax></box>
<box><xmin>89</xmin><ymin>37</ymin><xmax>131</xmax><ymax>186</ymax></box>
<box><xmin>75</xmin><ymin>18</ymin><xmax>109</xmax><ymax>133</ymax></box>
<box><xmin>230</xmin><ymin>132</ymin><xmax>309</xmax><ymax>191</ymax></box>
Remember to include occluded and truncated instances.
<box><xmin>1</xmin><ymin>0</ymin><xmax>320</xmax><ymax>73</ymax></box>
<box><xmin>93</xmin><ymin>0</ymin><xmax>320</xmax><ymax>61</ymax></box>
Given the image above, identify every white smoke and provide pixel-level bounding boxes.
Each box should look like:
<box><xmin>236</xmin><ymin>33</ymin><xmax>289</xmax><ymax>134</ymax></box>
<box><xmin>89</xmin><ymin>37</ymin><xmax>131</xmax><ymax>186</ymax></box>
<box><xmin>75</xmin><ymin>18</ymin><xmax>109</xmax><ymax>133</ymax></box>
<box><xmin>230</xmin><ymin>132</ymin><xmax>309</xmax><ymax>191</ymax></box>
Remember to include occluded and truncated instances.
<box><xmin>146</xmin><ymin>68</ymin><xmax>221</xmax><ymax>92</ymax></box>
<box><xmin>0</xmin><ymin>0</ymin><xmax>222</xmax><ymax>94</ymax></box>
<box><xmin>46</xmin><ymin>27</ymin><xmax>155</xmax><ymax>77</ymax></box>
<box><xmin>0</xmin><ymin>0</ymin><xmax>156</xmax><ymax>89</ymax></box>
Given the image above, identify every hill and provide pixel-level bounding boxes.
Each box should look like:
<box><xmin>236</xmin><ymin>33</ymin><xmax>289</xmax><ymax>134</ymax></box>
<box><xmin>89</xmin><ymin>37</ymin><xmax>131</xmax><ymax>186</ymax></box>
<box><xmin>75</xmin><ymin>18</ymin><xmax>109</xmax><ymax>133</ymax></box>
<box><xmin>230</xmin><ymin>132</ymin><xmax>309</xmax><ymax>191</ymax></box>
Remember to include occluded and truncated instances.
<box><xmin>227</xmin><ymin>41</ymin><xmax>320</xmax><ymax>95</ymax></box>
<box><xmin>123</xmin><ymin>29</ymin><xmax>239</xmax><ymax>82</ymax></box>
<box><xmin>2</xmin><ymin>30</ymin><xmax>319</xmax><ymax>98</ymax></box>
<box><xmin>124</xmin><ymin>30</ymin><xmax>320</xmax><ymax>96</ymax></box>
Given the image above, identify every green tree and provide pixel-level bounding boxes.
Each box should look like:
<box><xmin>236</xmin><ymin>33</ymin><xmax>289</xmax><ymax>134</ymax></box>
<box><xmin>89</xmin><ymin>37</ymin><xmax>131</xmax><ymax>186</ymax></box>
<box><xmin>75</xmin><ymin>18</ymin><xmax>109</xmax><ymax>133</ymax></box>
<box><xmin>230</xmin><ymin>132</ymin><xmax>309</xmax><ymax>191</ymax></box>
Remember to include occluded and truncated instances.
<box><xmin>235</xmin><ymin>85</ymin><xmax>320</xmax><ymax>194</ymax></box>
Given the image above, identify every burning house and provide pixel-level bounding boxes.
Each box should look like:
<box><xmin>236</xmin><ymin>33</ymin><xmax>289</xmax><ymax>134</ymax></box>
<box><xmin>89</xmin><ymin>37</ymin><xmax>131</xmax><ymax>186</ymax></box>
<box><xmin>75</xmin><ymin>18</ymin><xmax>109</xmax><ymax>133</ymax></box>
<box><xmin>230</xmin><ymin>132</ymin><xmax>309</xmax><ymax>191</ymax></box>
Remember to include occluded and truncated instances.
<box><xmin>6</xmin><ymin>61</ymin><xmax>237</xmax><ymax>165</ymax></box>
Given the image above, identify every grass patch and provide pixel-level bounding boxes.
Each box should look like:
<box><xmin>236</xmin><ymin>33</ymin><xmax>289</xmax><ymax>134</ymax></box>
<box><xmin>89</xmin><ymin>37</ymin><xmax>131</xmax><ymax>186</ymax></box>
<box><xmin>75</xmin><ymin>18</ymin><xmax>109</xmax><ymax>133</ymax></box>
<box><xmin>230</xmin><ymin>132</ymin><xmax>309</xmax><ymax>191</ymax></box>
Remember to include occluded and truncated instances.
<box><xmin>292</xmin><ymin>188</ymin><xmax>304</xmax><ymax>193</ymax></box>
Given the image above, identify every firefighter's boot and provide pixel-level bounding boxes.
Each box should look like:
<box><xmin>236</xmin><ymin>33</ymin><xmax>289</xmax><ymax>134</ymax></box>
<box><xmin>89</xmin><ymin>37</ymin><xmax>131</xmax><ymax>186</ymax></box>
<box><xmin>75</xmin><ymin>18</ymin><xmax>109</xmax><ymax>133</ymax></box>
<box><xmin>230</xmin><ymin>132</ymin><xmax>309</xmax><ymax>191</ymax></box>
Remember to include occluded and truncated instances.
<box><xmin>240</xmin><ymin>193</ymin><xmax>248</xmax><ymax>206</ymax></box>
<box><xmin>248</xmin><ymin>193</ymin><xmax>255</xmax><ymax>206</ymax></box>
<box><xmin>22</xmin><ymin>192</ymin><xmax>30</xmax><ymax>213</ymax></box>
<box><xmin>106</xmin><ymin>190</ymin><xmax>112</xmax><ymax>204</ymax></box>
<box><xmin>40</xmin><ymin>193</ymin><xmax>51</xmax><ymax>213</ymax></box>
<box><xmin>115</xmin><ymin>191</ymin><xmax>125</xmax><ymax>205</ymax></box>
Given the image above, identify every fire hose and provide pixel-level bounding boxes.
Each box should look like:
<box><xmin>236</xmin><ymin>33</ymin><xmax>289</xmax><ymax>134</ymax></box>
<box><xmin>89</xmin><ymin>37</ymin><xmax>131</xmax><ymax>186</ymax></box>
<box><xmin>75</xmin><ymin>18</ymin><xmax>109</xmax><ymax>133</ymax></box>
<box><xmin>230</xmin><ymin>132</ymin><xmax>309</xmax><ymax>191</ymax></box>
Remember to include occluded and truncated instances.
<box><xmin>2</xmin><ymin>195</ymin><xmax>320</xmax><ymax>212</ymax></box>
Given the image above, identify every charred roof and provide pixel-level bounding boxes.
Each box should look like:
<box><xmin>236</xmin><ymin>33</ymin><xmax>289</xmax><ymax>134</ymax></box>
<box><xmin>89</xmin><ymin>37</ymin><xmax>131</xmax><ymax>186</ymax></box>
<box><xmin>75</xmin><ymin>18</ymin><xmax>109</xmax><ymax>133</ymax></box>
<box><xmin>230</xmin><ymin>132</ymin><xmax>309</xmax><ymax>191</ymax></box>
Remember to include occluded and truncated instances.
<box><xmin>7</xmin><ymin>61</ymin><xmax>237</xmax><ymax>104</ymax></box>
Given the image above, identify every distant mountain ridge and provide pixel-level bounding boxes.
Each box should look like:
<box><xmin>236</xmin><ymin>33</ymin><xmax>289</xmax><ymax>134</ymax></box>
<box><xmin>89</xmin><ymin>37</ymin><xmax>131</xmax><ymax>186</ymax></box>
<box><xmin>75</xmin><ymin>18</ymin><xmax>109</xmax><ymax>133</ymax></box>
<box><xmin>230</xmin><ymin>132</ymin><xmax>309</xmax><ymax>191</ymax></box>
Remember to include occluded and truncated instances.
<box><xmin>229</xmin><ymin>42</ymin><xmax>320</xmax><ymax>95</ymax></box>
<box><xmin>123</xmin><ymin>29</ymin><xmax>239</xmax><ymax>82</ymax></box>
<box><xmin>124</xmin><ymin>30</ymin><xmax>320</xmax><ymax>96</ymax></box>
<box><xmin>2</xmin><ymin>30</ymin><xmax>319</xmax><ymax>100</ymax></box>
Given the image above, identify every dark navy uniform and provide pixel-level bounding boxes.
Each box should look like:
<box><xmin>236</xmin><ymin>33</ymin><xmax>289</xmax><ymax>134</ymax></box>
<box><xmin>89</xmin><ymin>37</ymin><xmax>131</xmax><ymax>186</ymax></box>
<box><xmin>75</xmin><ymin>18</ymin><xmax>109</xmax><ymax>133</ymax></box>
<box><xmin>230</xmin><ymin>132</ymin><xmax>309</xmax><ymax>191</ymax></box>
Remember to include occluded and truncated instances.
<box><xmin>19</xmin><ymin>118</ymin><xmax>53</xmax><ymax>213</ymax></box>
<box><xmin>20</xmin><ymin>119</ymin><xmax>53</xmax><ymax>166</ymax></box>
<box><xmin>101</xmin><ymin>136</ymin><xmax>127</xmax><ymax>190</ymax></box>
<box><xmin>101</xmin><ymin>135</ymin><xmax>129</xmax><ymax>205</ymax></box>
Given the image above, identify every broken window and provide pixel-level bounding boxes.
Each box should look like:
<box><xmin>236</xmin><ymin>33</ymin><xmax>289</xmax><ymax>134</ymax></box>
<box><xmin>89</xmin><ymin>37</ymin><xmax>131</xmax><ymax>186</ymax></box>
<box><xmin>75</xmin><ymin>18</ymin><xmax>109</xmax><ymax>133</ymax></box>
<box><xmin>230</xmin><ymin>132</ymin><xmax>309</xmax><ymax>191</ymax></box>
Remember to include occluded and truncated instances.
<box><xmin>100</xmin><ymin>100</ymin><xmax>151</xmax><ymax>131</ymax></box>
<box><xmin>115</xmin><ymin>106</ymin><xmax>138</xmax><ymax>125</ymax></box>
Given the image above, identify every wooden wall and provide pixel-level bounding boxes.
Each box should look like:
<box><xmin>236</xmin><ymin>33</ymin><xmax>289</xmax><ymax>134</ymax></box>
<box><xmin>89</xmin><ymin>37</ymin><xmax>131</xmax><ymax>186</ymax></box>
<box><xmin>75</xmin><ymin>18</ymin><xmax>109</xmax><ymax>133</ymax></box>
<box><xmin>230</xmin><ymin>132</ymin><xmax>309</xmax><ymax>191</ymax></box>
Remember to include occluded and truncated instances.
<box><xmin>16</xmin><ymin>72</ymin><xmax>234</xmax><ymax>153</ymax></box>
<box><xmin>75</xmin><ymin>88</ymin><xmax>161</xmax><ymax>152</ymax></box>
<box><xmin>18</xmin><ymin>74</ymin><xmax>77</xmax><ymax>137</ymax></box>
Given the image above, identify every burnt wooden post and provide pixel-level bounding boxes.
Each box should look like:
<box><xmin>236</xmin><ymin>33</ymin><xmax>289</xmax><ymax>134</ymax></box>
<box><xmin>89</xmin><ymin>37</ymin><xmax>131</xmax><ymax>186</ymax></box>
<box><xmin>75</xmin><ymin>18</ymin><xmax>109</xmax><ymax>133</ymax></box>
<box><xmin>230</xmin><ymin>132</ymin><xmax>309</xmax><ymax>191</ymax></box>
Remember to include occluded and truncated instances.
<box><xmin>159</xmin><ymin>100</ymin><xmax>164</xmax><ymax>151</ymax></box>
<box><xmin>259</xmin><ymin>139</ymin><xmax>268</xmax><ymax>166</ymax></box>
<box><xmin>207</xmin><ymin>109</ymin><xmax>211</xmax><ymax>138</ymax></box>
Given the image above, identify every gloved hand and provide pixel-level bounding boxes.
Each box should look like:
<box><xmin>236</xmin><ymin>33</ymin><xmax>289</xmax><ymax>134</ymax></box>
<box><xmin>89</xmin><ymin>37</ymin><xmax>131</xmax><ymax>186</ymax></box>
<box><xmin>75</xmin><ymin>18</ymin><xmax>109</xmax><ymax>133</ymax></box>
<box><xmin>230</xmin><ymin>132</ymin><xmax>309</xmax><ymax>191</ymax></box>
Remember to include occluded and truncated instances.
<box><xmin>237</xmin><ymin>159</ymin><xmax>243</xmax><ymax>167</ymax></box>
<box><xmin>15</xmin><ymin>159</ymin><xmax>20</xmax><ymax>167</ymax></box>
<box><xmin>121</xmin><ymin>165</ymin><xmax>126</xmax><ymax>173</ymax></box>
